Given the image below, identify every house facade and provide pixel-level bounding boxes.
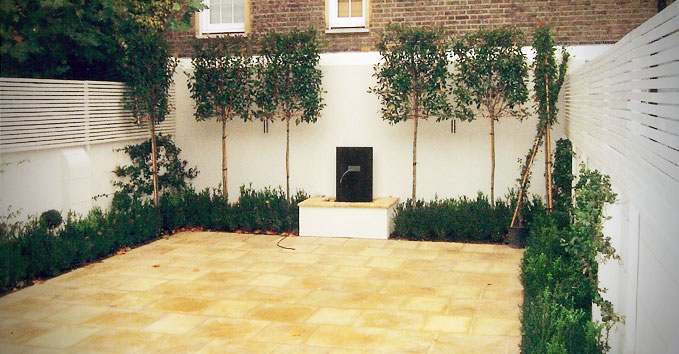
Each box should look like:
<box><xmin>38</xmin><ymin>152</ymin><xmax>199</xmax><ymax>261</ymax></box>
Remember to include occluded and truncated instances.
<box><xmin>168</xmin><ymin>0</ymin><xmax>665</xmax><ymax>56</ymax></box>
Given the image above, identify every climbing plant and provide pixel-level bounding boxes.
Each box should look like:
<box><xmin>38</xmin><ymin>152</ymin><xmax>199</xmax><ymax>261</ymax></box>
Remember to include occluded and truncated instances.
<box><xmin>114</xmin><ymin>134</ymin><xmax>198</xmax><ymax>199</ymax></box>
<box><xmin>533</xmin><ymin>25</ymin><xmax>570</xmax><ymax>209</ymax></box>
<box><xmin>451</xmin><ymin>27</ymin><xmax>529</xmax><ymax>204</ymax></box>
<box><xmin>370</xmin><ymin>24</ymin><xmax>453</xmax><ymax>200</ymax></box>
<box><xmin>254</xmin><ymin>28</ymin><xmax>325</xmax><ymax>198</ymax></box>
<box><xmin>511</xmin><ymin>25</ymin><xmax>569</xmax><ymax>227</ymax></box>
<box><xmin>188</xmin><ymin>37</ymin><xmax>253</xmax><ymax>199</ymax></box>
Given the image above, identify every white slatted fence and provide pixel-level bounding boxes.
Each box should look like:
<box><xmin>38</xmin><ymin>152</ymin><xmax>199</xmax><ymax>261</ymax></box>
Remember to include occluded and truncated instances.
<box><xmin>0</xmin><ymin>78</ymin><xmax>175</xmax><ymax>153</ymax></box>
<box><xmin>563</xmin><ymin>2</ymin><xmax>678</xmax><ymax>353</ymax></box>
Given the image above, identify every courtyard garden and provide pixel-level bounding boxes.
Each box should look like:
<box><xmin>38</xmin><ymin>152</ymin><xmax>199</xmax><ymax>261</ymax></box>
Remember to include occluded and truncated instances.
<box><xmin>2</xmin><ymin>1</ymin><xmax>677</xmax><ymax>353</ymax></box>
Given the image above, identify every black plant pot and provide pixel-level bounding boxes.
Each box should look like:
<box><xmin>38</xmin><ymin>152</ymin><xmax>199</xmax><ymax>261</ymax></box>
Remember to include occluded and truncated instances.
<box><xmin>506</xmin><ymin>226</ymin><xmax>528</xmax><ymax>248</ymax></box>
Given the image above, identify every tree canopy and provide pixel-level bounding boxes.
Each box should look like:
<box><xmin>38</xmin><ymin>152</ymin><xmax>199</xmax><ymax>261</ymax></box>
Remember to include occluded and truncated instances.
<box><xmin>254</xmin><ymin>28</ymin><xmax>325</xmax><ymax>125</ymax></box>
<box><xmin>370</xmin><ymin>24</ymin><xmax>452</xmax><ymax>200</ymax></box>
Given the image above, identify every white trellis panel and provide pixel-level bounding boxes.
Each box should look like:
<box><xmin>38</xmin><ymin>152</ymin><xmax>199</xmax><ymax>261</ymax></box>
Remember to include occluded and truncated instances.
<box><xmin>563</xmin><ymin>2</ymin><xmax>678</xmax><ymax>353</ymax></box>
<box><xmin>0</xmin><ymin>78</ymin><xmax>175</xmax><ymax>153</ymax></box>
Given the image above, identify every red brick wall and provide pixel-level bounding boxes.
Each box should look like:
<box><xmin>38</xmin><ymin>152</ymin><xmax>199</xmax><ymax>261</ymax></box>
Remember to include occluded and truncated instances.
<box><xmin>168</xmin><ymin>0</ymin><xmax>666</xmax><ymax>57</ymax></box>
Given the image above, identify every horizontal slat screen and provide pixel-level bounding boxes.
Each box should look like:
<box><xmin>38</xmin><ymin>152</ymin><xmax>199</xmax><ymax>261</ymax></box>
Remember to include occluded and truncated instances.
<box><xmin>563</xmin><ymin>3</ymin><xmax>678</xmax><ymax>238</ymax></box>
<box><xmin>0</xmin><ymin>78</ymin><xmax>175</xmax><ymax>153</ymax></box>
<box><xmin>563</xmin><ymin>3</ymin><xmax>678</xmax><ymax>353</ymax></box>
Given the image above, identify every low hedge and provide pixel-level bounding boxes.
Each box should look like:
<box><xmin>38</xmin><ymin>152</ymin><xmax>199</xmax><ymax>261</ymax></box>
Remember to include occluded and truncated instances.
<box><xmin>0</xmin><ymin>193</ymin><xmax>162</xmax><ymax>293</ymax></box>
<box><xmin>0</xmin><ymin>185</ymin><xmax>308</xmax><ymax>294</ymax></box>
<box><xmin>391</xmin><ymin>192</ymin><xmax>543</xmax><ymax>243</ymax></box>
<box><xmin>159</xmin><ymin>185</ymin><xmax>308</xmax><ymax>233</ymax></box>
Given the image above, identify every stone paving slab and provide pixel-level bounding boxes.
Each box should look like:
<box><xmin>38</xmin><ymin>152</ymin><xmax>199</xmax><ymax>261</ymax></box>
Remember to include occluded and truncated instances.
<box><xmin>0</xmin><ymin>232</ymin><xmax>524</xmax><ymax>353</ymax></box>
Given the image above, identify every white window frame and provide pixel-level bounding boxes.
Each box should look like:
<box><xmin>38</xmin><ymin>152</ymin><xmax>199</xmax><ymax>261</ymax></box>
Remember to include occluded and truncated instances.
<box><xmin>198</xmin><ymin>0</ymin><xmax>245</xmax><ymax>35</ymax></box>
<box><xmin>329</xmin><ymin>0</ymin><xmax>366</xmax><ymax>28</ymax></box>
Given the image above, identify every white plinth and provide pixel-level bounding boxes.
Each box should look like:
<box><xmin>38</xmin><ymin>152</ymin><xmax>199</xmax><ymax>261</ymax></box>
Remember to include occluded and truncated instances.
<box><xmin>298</xmin><ymin>197</ymin><xmax>399</xmax><ymax>239</ymax></box>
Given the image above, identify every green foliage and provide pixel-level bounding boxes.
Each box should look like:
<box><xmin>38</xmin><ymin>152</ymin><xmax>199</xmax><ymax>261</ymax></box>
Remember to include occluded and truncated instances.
<box><xmin>552</xmin><ymin>139</ymin><xmax>574</xmax><ymax>228</ymax></box>
<box><xmin>234</xmin><ymin>185</ymin><xmax>308</xmax><ymax>233</ymax></box>
<box><xmin>370</xmin><ymin>24</ymin><xmax>453</xmax><ymax>124</ymax></box>
<box><xmin>188</xmin><ymin>37</ymin><xmax>253</xmax><ymax>122</ymax></box>
<box><xmin>114</xmin><ymin>134</ymin><xmax>198</xmax><ymax>199</ymax></box>
<box><xmin>391</xmin><ymin>192</ymin><xmax>541</xmax><ymax>243</ymax></box>
<box><xmin>532</xmin><ymin>25</ymin><xmax>570</xmax><ymax>129</ymax></box>
<box><xmin>0</xmin><ymin>183</ymin><xmax>306</xmax><ymax>294</ymax></box>
<box><xmin>0</xmin><ymin>0</ymin><xmax>121</xmax><ymax>80</ymax></box>
<box><xmin>0</xmin><ymin>0</ymin><xmax>201</xmax><ymax>80</ymax></box>
<box><xmin>0</xmin><ymin>192</ymin><xmax>162</xmax><ymax>294</ymax></box>
<box><xmin>254</xmin><ymin>28</ymin><xmax>325</xmax><ymax>124</ymax></box>
<box><xmin>521</xmin><ymin>165</ymin><xmax>621</xmax><ymax>353</ymax></box>
<box><xmin>119</xmin><ymin>27</ymin><xmax>177</xmax><ymax>126</ymax></box>
<box><xmin>39</xmin><ymin>210</ymin><xmax>63</xmax><ymax>230</ymax></box>
<box><xmin>521</xmin><ymin>288</ymin><xmax>605</xmax><ymax>354</ymax></box>
<box><xmin>113</xmin><ymin>0</ymin><xmax>205</xmax><ymax>32</ymax></box>
<box><xmin>159</xmin><ymin>185</ymin><xmax>308</xmax><ymax>234</ymax></box>
<box><xmin>451</xmin><ymin>27</ymin><xmax>529</xmax><ymax>122</ymax></box>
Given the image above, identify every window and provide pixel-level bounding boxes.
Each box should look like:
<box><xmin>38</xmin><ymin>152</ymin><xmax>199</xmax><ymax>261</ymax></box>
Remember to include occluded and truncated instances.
<box><xmin>198</xmin><ymin>0</ymin><xmax>246</xmax><ymax>35</ymax></box>
<box><xmin>329</xmin><ymin>0</ymin><xmax>367</xmax><ymax>28</ymax></box>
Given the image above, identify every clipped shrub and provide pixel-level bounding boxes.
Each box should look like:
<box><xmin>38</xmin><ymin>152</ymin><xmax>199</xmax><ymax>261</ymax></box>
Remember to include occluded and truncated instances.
<box><xmin>234</xmin><ymin>185</ymin><xmax>308</xmax><ymax>233</ymax></box>
<box><xmin>39</xmin><ymin>210</ymin><xmax>63</xmax><ymax>230</ymax></box>
<box><xmin>391</xmin><ymin>192</ymin><xmax>536</xmax><ymax>243</ymax></box>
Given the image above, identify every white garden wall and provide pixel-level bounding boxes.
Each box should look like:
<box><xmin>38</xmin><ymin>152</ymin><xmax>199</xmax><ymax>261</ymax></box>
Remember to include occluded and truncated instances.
<box><xmin>0</xmin><ymin>77</ymin><xmax>175</xmax><ymax>218</ymax></box>
<box><xmin>563</xmin><ymin>3</ymin><xmax>679</xmax><ymax>353</ymax></box>
<box><xmin>1</xmin><ymin>45</ymin><xmax>607</xmax><ymax>220</ymax></box>
<box><xmin>174</xmin><ymin>48</ymin><xmax>582</xmax><ymax>203</ymax></box>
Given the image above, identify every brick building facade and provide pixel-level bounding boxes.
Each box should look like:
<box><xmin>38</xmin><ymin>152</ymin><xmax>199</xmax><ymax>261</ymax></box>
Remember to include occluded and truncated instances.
<box><xmin>168</xmin><ymin>0</ymin><xmax>670</xmax><ymax>57</ymax></box>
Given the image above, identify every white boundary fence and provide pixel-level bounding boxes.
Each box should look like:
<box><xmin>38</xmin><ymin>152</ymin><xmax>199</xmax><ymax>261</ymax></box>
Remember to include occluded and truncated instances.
<box><xmin>0</xmin><ymin>78</ymin><xmax>175</xmax><ymax>153</ymax></box>
<box><xmin>563</xmin><ymin>2</ymin><xmax>678</xmax><ymax>353</ymax></box>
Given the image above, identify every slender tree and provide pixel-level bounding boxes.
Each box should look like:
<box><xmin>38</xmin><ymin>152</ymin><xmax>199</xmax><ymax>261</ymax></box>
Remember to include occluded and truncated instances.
<box><xmin>119</xmin><ymin>26</ymin><xmax>177</xmax><ymax>206</ymax></box>
<box><xmin>254</xmin><ymin>28</ymin><xmax>325</xmax><ymax>198</ymax></box>
<box><xmin>370</xmin><ymin>24</ymin><xmax>453</xmax><ymax>200</ymax></box>
<box><xmin>114</xmin><ymin>0</ymin><xmax>203</xmax><ymax>206</ymax></box>
<box><xmin>188</xmin><ymin>38</ymin><xmax>253</xmax><ymax>199</ymax></box>
<box><xmin>451</xmin><ymin>27</ymin><xmax>529</xmax><ymax>204</ymax></box>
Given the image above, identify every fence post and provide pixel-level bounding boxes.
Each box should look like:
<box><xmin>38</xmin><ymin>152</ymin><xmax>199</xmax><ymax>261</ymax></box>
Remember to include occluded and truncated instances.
<box><xmin>84</xmin><ymin>81</ymin><xmax>90</xmax><ymax>151</ymax></box>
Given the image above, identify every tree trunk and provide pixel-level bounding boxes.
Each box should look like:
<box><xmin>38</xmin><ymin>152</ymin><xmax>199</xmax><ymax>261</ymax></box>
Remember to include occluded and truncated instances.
<box><xmin>149</xmin><ymin>118</ymin><xmax>159</xmax><ymax>207</ymax></box>
<box><xmin>490</xmin><ymin>116</ymin><xmax>496</xmax><ymax>204</ymax></box>
<box><xmin>221</xmin><ymin>118</ymin><xmax>228</xmax><ymax>200</ymax></box>
<box><xmin>545</xmin><ymin>124</ymin><xmax>553</xmax><ymax>209</ymax></box>
<box><xmin>412</xmin><ymin>115</ymin><xmax>419</xmax><ymax>200</ymax></box>
<box><xmin>285</xmin><ymin>115</ymin><xmax>290</xmax><ymax>199</ymax></box>
<box><xmin>544</xmin><ymin>76</ymin><xmax>554</xmax><ymax>210</ymax></box>
<box><xmin>510</xmin><ymin>125</ymin><xmax>546</xmax><ymax>228</ymax></box>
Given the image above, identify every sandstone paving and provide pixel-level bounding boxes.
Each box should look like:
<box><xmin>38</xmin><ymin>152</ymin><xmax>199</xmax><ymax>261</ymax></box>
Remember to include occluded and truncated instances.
<box><xmin>0</xmin><ymin>231</ymin><xmax>523</xmax><ymax>353</ymax></box>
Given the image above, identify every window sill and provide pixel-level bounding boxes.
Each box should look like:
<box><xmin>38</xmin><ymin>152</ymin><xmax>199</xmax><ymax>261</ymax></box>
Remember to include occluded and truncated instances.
<box><xmin>196</xmin><ymin>32</ymin><xmax>247</xmax><ymax>39</ymax></box>
<box><xmin>325</xmin><ymin>28</ymin><xmax>369</xmax><ymax>34</ymax></box>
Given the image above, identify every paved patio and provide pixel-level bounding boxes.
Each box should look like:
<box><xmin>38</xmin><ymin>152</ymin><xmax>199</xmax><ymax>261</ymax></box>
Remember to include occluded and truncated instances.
<box><xmin>0</xmin><ymin>232</ymin><xmax>523</xmax><ymax>353</ymax></box>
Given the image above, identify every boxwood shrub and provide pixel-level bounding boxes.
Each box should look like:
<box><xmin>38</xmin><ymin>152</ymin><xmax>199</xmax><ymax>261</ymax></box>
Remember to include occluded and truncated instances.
<box><xmin>0</xmin><ymin>185</ymin><xmax>308</xmax><ymax>294</ymax></box>
<box><xmin>391</xmin><ymin>192</ymin><xmax>543</xmax><ymax>243</ymax></box>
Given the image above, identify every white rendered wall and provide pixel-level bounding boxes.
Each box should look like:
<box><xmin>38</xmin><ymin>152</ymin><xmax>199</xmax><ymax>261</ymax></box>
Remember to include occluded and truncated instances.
<box><xmin>0</xmin><ymin>140</ymin><xmax>142</xmax><ymax>219</ymax></box>
<box><xmin>0</xmin><ymin>45</ymin><xmax>607</xmax><ymax>220</ymax></box>
<box><xmin>173</xmin><ymin>46</ymin><xmax>606</xmax><ymax>203</ymax></box>
<box><xmin>299</xmin><ymin>206</ymin><xmax>394</xmax><ymax>239</ymax></box>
